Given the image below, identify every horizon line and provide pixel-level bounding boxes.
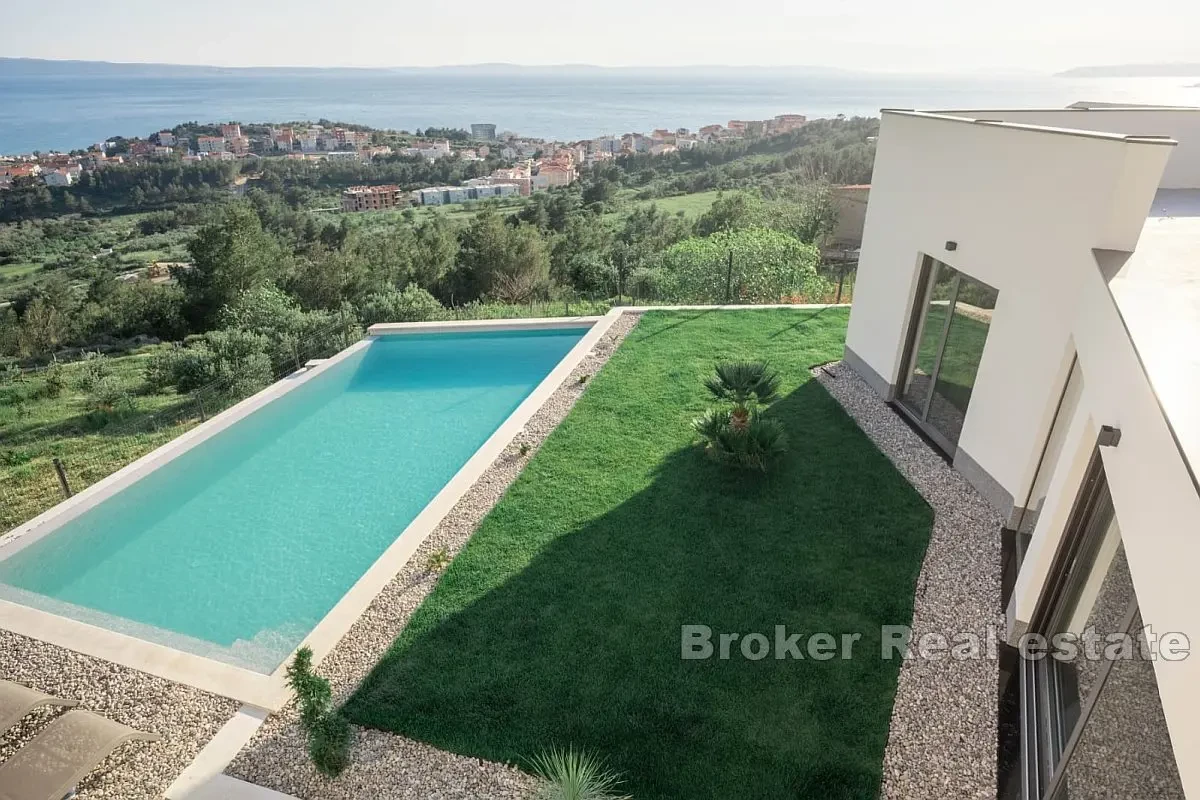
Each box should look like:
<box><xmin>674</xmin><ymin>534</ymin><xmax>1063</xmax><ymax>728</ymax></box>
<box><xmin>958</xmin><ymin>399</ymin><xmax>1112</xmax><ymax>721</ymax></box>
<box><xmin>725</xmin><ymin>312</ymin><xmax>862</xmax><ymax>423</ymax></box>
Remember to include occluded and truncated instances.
<box><xmin>1</xmin><ymin>55</ymin><xmax>1052</xmax><ymax>76</ymax></box>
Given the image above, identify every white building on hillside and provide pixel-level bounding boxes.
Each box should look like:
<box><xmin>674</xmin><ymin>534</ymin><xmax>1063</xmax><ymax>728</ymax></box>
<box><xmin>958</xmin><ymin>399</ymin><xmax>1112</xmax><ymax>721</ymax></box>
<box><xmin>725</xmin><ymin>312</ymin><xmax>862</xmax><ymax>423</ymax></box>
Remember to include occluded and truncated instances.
<box><xmin>843</xmin><ymin>103</ymin><xmax>1200</xmax><ymax>800</ymax></box>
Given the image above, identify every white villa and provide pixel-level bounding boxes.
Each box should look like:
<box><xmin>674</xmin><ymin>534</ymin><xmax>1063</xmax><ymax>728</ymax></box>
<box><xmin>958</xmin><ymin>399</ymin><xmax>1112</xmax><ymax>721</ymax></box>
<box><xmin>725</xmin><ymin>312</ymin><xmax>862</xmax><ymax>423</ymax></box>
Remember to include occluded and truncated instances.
<box><xmin>844</xmin><ymin>103</ymin><xmax>1200</xmax><ymax>798</ymax></box>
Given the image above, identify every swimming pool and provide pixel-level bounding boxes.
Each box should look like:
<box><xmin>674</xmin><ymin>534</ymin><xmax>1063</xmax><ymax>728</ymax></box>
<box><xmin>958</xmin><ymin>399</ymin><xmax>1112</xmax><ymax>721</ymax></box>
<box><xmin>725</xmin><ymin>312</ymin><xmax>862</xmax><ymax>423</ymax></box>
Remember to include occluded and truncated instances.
<box><xmin>0</xmin><ymin>326</ymin><xmax>588</xmax><ymax>674</ymax></box>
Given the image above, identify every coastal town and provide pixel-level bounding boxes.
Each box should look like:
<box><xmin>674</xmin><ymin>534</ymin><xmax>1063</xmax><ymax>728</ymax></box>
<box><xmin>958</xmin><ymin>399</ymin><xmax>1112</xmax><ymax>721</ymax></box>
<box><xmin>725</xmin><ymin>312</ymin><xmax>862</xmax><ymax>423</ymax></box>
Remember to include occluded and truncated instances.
<box><xmin>0</xmin><ymin>113</ymin><xmax>811</xmax><ymax>211</ymax></box>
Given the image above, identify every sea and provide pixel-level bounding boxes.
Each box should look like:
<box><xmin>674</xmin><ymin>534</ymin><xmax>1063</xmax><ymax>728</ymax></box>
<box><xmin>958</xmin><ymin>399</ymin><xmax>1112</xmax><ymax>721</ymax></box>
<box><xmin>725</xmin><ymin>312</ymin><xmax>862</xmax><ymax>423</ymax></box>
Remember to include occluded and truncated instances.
<box><xmin>1</xmin><ymin>60</ymin><xmax>1198</xmax><ymax>155</ymax></box>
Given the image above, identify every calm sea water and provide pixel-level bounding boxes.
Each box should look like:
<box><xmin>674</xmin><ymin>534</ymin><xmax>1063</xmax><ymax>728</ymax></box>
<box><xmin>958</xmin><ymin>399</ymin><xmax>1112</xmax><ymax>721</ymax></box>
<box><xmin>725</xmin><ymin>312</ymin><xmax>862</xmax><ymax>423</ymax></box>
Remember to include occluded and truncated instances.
<box><xmin>1</xmin><ymin>62</ymin><xmax>1198</xmax><ymax>154</ymax></box>
<box><xmin>0</xmin><ymin>328</ymin><xmax>586</xmax><ymax>672</ymax></box>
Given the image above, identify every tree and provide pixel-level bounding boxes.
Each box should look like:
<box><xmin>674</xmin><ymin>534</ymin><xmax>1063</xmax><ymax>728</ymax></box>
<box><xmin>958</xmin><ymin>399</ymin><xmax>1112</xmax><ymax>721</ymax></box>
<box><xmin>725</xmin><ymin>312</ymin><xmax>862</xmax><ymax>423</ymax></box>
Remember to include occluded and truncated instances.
<box><xmin>695</xmin><ymin>191</ymin><xmax>765</xmax><ymax>237</ymax></box>
<box><xmin>657</xmin><ymin>228</ymin><xmax>827</xmax><ymax>303</ymax></box>
<box><xmin>766</xmin><ymin>182</ymin><xmax>839</xmax><ymax>245</ymax></box>
<box><xmin>17</xmin><ymin>298</ymin><xmax>70</xmax><ymax>357</ymax></box>
<box><xmin>411</xmin><ymin>218</ymin><xmax>460</xmax><ymax>293</ymax></box>
<box><xmin>455</xmin><ymin>212</ymin><xmax>550</xmax><ymax>303</ymax></box>
<box><xmin>179</xmin><ymin>204</ymin><xmax>289</xmax><ymax>329</ymax></box>
<box><xmin>357</xmin><ymin>285</ymin><xmax>445</xmax><ymax>325</ymax></box>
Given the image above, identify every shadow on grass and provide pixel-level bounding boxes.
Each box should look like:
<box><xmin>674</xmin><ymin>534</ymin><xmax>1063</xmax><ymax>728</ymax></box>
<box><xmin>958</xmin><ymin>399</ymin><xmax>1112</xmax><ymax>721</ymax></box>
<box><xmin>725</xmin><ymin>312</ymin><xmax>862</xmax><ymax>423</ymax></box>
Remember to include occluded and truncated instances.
<box><xmin>345</xmin><ymin>380</ymin><xmax>933</xmax><ymax>800</ymax></box>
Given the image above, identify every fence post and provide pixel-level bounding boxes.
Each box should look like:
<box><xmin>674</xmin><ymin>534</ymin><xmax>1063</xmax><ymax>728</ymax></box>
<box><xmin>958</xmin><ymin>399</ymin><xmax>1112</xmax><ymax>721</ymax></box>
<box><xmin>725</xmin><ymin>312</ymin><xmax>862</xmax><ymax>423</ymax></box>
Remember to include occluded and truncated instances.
<box><xmin>725</xmin><ymin>250</ymin><xmax>734</xmax><ymax>304</ymax></box>
<box><xmin>836</xmin><ymin>264</ymin><xmax>846</xmax><ymax>304</ymax></box>
<box><xmin>196</xmin><ymin>394</ymin><xmax>207</xmax><ymax>422</ymax></box>
<box><xmin>52</xmin><ymin>458</ymin><xmax>73</xmax><ymax>498</ymax></box>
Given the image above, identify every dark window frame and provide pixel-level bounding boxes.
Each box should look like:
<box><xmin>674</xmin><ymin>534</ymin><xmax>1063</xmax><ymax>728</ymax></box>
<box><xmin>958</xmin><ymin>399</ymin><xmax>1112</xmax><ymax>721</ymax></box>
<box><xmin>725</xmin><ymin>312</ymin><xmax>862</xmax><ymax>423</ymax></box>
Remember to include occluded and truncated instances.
<box><xmin>893</xmin><ymin>255</ymin><xmax>997</xmax><ymax>455</ymax></box>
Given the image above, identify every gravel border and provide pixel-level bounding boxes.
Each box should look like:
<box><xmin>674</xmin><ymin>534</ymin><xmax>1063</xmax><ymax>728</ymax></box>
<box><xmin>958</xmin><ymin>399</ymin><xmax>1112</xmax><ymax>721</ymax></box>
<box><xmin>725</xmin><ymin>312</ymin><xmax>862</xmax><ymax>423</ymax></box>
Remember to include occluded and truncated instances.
<box><xmin>813</xmin><ymin>360</ymin><xmax>1003</xmax><ymax>800</ymax></box>
<box><xmin>0</xmin><ymin>630</ymin><xmax>238</xmax><ymax>799</ymax></box>
<box><xmin>228</xmin><ymin>312</ymin><xmax>643</xmax><ymax>799</ymax></box>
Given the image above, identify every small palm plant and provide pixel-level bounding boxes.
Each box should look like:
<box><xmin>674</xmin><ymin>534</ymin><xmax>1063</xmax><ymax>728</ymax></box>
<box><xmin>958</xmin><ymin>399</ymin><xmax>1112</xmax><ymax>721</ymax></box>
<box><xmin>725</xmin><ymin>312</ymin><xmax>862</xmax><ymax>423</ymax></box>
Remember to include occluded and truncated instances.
<box><xmin>529</xmin><ymin>747</ymin><xmax>630</xmax><ymax>800</ymax></box>
<box><xmin>703</xmin><ymin>361</ymin><xmax>780</xmax><ymax>430</ymax></box>
<box><xmin>694</xmin><ymin>361</ymin><xmax>788</xmax><ymax>471</ymax></box>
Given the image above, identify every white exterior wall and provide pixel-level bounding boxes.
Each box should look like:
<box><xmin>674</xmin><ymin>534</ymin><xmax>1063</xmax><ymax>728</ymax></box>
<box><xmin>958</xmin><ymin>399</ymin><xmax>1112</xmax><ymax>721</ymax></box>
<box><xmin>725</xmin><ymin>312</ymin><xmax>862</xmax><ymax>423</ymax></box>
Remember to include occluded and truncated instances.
<box><xmin>848</xmin><ymin>107</ymin><xmax>1200</xmax><ymax>793</ymax></box>
<box><xmin>933</xmin><ymin>108</ymin><xmax>1200</xmax><ymax>189</ymax></box>
<box><xmin>845</xmin><ymin>111</ymin><xmax>1172</xmax><ymax>517</ymax></box>
<box><xmin>1010</xmin><ymin>267</ymin><xmax>1200</xmax><ymax>796</ymax></box>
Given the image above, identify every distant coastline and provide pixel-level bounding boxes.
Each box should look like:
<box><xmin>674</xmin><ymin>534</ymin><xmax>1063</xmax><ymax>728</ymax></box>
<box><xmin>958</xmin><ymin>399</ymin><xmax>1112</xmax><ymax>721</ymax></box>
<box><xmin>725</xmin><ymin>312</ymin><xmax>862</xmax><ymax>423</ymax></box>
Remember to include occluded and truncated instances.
<box><xmin>3</xmin><ymin>59</ymin><xmax>1198</xmax><ymax>154</ymax></box>
<box><xmin>1057</xmin><ymin>63</ymin><xmax>1200</xmax><ymax>78</ymax></box>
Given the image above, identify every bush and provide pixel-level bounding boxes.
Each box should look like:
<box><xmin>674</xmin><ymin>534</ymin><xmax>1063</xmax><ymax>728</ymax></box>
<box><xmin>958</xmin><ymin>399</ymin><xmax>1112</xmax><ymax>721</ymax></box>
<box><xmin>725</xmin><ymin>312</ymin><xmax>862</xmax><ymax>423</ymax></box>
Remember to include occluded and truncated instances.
<box><xmin>693</xmin><ymin>408</ymin><xmax>789</xmax><ymax>471</ymax></box>
<box><xmin>692</xmin><ymin>361</ymin><xmax>788</xmax><ymax>472</ymax></box>
<box><xmin>220</xmin><ymin>284</ymin><xmax>359</xmax><ymax>367</ymax></box>
<box><xmin>309</xmin><ymin>713</ymin><xmax>352</xmax><ymax>777</ymax></box>
<box><xmin>72</xmin><ymin>351</ymin><xmax>112</xmax><ymax>393</ymax></box>
<box><xmin>286</xmin><ymin>647</ymin><xmax>351</xmax><ymax>777</ymax></box>
<box><xmin>529</xmin><ymin>747</ymin><xmax>630</xmax><ymax>800</ymax></box>
<box><xmin>143</xmin><ymin>330</ymin><xmax>272</xmax><ymax>400</ymax></box>
<box><xmin>40</xmin><ymin>362</ymin><xmax>67</xmax><ymax>398</ymax></box>
<box><xmin>357</xmin><ymin>285</ymin><xmax>446</xmax><ymax>326</ymax></box>
<box><xmin>85</xmin><ymin>374</ymin><xmax>134</xmax><ymax>413</ymax></box>
<box><xmin>658</xmin><ymin>228</ymin><xmax>827</xmax><ymax>303</ymax></box>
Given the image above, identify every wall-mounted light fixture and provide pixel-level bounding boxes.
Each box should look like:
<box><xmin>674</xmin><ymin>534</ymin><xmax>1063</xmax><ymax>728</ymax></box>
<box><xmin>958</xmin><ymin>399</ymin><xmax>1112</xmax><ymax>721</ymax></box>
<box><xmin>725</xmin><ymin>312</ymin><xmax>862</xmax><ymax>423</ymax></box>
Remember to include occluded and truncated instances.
<box><xmin>945</xmin><ymin>241</ymin><xmax>958</xmax><ymax>252</ymax></box>
<box><xmin>1098</xmin><ymin>425</ymin><xmax>1122</xmax><ymax>447</ymax></box>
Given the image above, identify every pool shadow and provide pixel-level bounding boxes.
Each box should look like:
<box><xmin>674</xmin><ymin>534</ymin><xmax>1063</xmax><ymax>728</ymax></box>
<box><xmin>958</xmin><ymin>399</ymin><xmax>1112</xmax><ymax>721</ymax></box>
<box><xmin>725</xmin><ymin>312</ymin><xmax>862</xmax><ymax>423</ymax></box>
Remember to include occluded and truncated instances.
<box><xmin>344</xmin><ymin>379</ymin><xmax>933</xmax><ymax>800</ymax></box>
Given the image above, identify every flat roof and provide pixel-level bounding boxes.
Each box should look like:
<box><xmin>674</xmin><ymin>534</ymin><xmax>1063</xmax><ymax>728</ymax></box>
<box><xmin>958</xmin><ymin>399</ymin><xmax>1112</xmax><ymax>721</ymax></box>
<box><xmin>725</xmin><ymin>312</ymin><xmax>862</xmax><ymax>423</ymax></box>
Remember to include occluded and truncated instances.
<box><xmin>880</xmin><ymin>109</ymin><xmax>1179</xmax><ymax>147</ymax></box>
<box><xmin>1108</xmin><ymin>189</ymin><xmax>1200</xmax><ymax>493</ymax></box>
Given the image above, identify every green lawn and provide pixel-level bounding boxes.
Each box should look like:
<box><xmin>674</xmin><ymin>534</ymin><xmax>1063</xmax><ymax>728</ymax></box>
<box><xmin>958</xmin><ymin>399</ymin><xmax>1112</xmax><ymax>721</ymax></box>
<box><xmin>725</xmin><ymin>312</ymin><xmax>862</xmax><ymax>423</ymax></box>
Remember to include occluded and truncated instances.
<box><xmin>345</xmin><ymin>308</ymin><xmax>933</xmax><ymax>799</ymax></box>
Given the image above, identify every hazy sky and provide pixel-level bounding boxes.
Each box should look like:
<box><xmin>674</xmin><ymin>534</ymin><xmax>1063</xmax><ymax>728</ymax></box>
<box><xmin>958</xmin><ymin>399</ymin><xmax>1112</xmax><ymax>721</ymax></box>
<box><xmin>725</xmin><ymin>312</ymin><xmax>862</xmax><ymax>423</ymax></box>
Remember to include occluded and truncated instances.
<box><xmin>4</xmin><ymin>0</ymin><xmax>1198</xmax><ymax>72</ymax></box>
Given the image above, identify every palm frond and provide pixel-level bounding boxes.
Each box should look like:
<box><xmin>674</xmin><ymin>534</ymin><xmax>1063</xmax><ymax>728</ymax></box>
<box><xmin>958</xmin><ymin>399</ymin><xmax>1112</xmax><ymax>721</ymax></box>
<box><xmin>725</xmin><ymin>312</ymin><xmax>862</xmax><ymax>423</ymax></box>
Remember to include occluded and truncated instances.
<box><xmin>705</xmin><ymin>361</ymin><xmax>781</xmax><ymax>406</ymax></box>
<box><xmin>530</xmin><ymin>747</ymin><xmax>631</xmax><ymax>800</ymax></box>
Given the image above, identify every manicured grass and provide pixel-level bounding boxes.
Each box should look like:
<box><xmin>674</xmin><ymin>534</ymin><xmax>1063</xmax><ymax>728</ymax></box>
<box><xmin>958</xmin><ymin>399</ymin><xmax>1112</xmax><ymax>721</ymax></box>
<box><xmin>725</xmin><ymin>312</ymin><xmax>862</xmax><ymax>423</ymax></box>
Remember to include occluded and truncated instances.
<box><xmin>345</xmin><ymin>308</ymin><xmax>933</xmax><ymax>799</ymax></box>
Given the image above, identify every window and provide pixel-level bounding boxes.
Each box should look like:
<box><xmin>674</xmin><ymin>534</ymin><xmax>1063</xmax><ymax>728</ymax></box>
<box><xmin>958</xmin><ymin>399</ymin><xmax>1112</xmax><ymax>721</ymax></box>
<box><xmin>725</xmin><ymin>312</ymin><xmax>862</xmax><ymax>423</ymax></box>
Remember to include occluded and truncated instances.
<box><xmin>897</xmin><ymin>257</ymin><xmax>998</xmax><ymax>452</ymax></box>
<box><xmin>1008</xmin><ymin>451</ymin><xmax>1185</xmax><ymax>799</ymax></box>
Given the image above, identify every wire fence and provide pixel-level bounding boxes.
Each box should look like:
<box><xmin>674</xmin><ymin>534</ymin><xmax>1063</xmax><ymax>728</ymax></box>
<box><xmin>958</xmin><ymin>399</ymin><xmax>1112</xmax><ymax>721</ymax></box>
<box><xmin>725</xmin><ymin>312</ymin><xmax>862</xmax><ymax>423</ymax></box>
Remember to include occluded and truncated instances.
<box><xmin>0</xmin><ymin>277</ymin><xmax>857</xmax><ymax>534</ymax></box>
<box><xmin>0</xmin><ymin>315</ymin><xmax>361</xmax><ymax>533</ymax></box>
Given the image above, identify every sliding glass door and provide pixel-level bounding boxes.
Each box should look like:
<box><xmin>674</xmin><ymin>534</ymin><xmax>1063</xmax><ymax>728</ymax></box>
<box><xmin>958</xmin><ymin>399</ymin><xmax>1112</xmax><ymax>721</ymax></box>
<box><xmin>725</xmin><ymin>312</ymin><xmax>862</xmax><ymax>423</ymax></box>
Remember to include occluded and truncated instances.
<box><xmin>897</xmin><ymin>257</ymin><xmax>998</xmax><ymax>452</ymax></box>
<box><xmin>1007</xmin><ymin>452</ymin><xmax>1186</xmax><ymax>799</ymax></box>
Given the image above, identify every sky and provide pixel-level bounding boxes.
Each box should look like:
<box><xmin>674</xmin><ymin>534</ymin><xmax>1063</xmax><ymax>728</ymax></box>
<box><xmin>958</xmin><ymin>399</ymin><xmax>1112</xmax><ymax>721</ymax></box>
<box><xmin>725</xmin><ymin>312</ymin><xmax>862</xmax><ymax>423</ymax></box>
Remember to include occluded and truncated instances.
<box><xmin>3</xmin><ymin>0</ymin><xmax>1199</xmax><ymax>73</ymax></box>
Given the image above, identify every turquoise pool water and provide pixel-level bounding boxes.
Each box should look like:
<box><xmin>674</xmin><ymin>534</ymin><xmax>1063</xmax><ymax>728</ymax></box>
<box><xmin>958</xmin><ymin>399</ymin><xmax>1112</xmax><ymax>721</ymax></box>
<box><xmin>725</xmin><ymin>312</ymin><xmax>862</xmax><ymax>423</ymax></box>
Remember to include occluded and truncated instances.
<box><xmin>0</xmin><ymin>328</ymin><xmax>586</xmax><ymax>672</ymax></box>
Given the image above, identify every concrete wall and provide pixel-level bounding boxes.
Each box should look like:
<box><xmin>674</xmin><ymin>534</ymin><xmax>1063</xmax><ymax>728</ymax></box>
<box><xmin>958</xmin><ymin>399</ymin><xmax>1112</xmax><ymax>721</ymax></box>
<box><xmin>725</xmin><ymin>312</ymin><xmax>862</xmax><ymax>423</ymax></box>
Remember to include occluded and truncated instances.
<box><xmin>931</xmin><ymin>108</ymin><xmax>1200</xmax><ymax>189</ymax></box>
<box><xmin>845</xmin><ymin>111</ymin><xmax>1173</xmax><ymax>519</ymax></box>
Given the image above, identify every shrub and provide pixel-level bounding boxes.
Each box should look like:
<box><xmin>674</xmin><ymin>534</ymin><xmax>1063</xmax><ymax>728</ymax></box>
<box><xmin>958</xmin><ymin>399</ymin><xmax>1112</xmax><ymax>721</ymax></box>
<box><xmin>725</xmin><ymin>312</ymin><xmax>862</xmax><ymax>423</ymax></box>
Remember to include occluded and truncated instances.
<box><xmin>357</xmin><ymin>285</ymin><xmax>446</xmax><ymax>326</ymax></box>
<box><xmin>286</xmin><ymin>646</ymin><xmax>351</xmax><ymax>777</ymax></box>
<box><xmin>425</xmin><ymin>548</ymin><xmax>452</xmax><ymax>573</ymax></box>
<box><xmin>309</xmin><ymin>713</ymin><xmax>352</xmax><ymax>777</ymax></box>
<box><xmin>86</xmin><ymin>375</ymin><xmax>134</xmax><ymax>413</ymax></box>
<box><xmin>693</xmin><ymin>409</ymin><xmax>789</xmax><ymax>472</ymax></box>
<box><xmin>72</xmin><ymin>351</ymin><xmax>112</xmax><ymax>393</ymax></box>
<box><xmin>40</xmin><ymin>362</ymin><xmax>67</xmax><ymax>398</ymax></box>
<box><xmin>529</xmin><ymin>747</ymin><xmax>630</xmax><ymax>800</ymax></box>
<box><xmin>658</xmin><ymin>228</ymin><xmax>827</xmax><ymax>303</ymax></box>
<box><xmin>143</xmin><ymin>330</ymin><xmax>272</xmax><ymax>400</ymax></box>
<box><xmin>692</xmin><ymin>361</ymin><xmax>788</xmax><ymax>472</ymax></box>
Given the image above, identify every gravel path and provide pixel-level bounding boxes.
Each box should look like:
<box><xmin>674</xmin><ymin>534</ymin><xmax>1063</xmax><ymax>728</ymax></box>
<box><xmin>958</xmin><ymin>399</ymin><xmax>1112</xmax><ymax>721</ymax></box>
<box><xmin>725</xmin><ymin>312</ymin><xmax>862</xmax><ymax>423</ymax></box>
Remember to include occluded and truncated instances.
<box><xmin>813</xmin><ymin>360</ymin><xmax>1003</xmax><ymax>800</ymax></box>
<box><xmin>0</xmin><ymin>630</ymin><xmax>238</xmax><ymax>799</ymax></box>
<box><xmin>228</xmin><ymin>312</ymin><xmax>642</xmax><ymax>799</ymax></box>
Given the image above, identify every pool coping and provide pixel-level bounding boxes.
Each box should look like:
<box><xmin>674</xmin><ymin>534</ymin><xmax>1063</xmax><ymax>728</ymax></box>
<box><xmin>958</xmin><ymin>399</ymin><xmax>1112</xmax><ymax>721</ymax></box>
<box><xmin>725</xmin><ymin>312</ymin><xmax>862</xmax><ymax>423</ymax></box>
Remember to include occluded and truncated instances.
<box><xmin>0</xmin><ymin>314</ymin><xmax>617</xmax><ymax>711</ymax></box>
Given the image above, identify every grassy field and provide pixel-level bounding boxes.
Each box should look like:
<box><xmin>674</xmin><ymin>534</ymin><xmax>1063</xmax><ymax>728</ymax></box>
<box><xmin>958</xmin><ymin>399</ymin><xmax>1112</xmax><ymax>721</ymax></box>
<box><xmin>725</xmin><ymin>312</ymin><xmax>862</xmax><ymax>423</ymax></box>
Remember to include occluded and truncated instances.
<box><xmin>638</xmin><ymin>189</ymin><xmax>723</xmax><ymax>217</ymax></box>
<box><xmin>345</xmin><ymin>308</ymin><xmax>933</xmax><ymax>799</ymax></box>
<box><xmin>0</xmin><ymin>351</ymin><xmax>202</xmax><ymax>531</ymax></box>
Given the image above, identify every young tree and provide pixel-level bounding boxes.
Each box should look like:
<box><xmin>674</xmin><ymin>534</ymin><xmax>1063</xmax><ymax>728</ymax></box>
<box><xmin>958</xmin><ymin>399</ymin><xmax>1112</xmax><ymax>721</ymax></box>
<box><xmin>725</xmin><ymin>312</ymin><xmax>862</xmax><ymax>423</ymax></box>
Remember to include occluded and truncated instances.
<box><xmin>694</xmin><ymin>191</ymin><xmax>765</xmax><ymax>238</ymax></box>
<box><xmin>456</xmin><ymin>212</ymin><xmax>550</xmax><ymax>303</ymax></box>
<box><xmin>17</xmin><ymin>298</ymin><xmax>70</xmax><ymax>357</ymax></box>
<box><xmin>179</xmin><ymin>204</ymin><xmax>289</xmax><ymax>329</ymax></box>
